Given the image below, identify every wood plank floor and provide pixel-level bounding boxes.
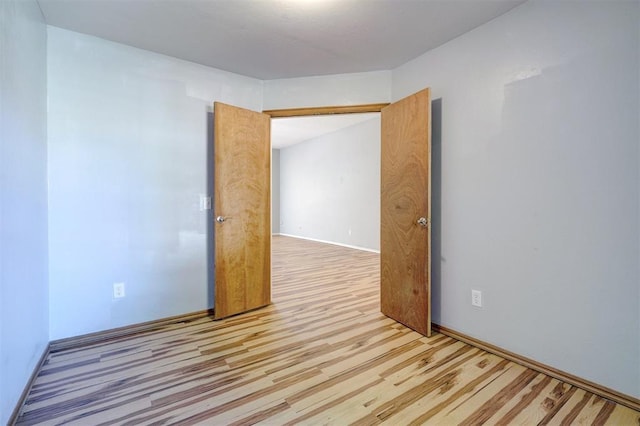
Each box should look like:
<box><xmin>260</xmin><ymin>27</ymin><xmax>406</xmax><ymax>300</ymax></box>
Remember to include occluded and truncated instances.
<box><xmin>15</xmin><ymin>236</ymin><xmax>640</xmax><ymax>425</ymax></box>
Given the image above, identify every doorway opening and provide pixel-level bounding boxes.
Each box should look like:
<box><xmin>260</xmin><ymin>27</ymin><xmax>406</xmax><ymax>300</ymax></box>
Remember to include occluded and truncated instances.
<box><xmin>270</xmin><ymin>112</ymin><xmax>381</xmax><ymax>253</ymax></box>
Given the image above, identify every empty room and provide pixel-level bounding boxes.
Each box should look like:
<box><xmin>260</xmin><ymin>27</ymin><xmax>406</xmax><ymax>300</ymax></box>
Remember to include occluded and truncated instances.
<box><xmin>1</xmin><ymin>0</ymin><xmax>639</xmax><ymax>424</ymax></box>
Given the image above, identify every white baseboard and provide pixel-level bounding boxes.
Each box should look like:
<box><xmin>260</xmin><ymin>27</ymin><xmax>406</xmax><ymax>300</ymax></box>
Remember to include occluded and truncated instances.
<box><xmin>277</xmin><ymin>233</ymin><xmax>380</xmax><ymax>254</ymax></box>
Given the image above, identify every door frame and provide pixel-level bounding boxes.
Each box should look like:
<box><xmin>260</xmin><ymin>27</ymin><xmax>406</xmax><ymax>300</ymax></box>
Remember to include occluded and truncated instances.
<box><xmin>263</xmin><ymin>103</ymin><xmax>389</xmax><ymax>118</ymax></box>
<box><xmin>263</xmin><ymin>102</ymin><xmax>389</xmax><ymax>260</ymax></box>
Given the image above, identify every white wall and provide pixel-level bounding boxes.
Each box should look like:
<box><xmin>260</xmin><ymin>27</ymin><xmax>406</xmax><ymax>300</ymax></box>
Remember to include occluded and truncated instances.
<box><xmin>0</xmin><ymin>0</ymin><xmax>49</xmax><ymax>422</ymax></box>
<box><xmin>263</xmin><ymin>71</ymin><xmax>391</xmax><ymax>110</ymax></box>
<box><xmin>45</xmin><ymin>30</ymin><xmax>388</xmax><ymax>340</ymax></box>
<box><xmin>280</xmin><ymin>117</ymin><xmax>380</xmax><ymax>251</ymax></box>
<box><xmin>47</xmin><ymin>27</ymin><xmax>263</xmax><ymax>339</ymax></box>
<box><xmin>272</xmin><ymin>149</ymin><xmax>281</xmax><ymax>234</ymax></box>
<box><xmin>393</xmin><ymin>0</ymin><xmax>639</xmax><ymax>398</ymax></box>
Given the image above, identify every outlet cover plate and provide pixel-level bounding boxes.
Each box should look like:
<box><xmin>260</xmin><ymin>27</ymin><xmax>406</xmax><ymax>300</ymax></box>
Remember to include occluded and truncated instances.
<box><xmin>114</xmin><ymin>282</ymin><xmax>126</xmax><ymax>298</ymax></box>
<box><xmin>471</xmin><ymin>289</ymin><xmax>482</xmax><ymax>307</ymax></box>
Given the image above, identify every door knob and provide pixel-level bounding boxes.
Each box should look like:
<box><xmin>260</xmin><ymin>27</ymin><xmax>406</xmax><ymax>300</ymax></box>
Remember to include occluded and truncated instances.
<box><xmin>216</xmin><ymin>216</ymin><xmax>229</xmax><ymax>223</ymax></box>
<box><xmin>417</xmin><ymin>217</ymin><xmax>429</xmax><ymax>228</ymax></box>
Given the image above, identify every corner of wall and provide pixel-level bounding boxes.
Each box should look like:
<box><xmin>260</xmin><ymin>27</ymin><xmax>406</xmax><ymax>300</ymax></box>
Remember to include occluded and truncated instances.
<box><xmin>0</xmin><ymin>0</ymin><xmax>49</xmax><ymax>422</ymax></box>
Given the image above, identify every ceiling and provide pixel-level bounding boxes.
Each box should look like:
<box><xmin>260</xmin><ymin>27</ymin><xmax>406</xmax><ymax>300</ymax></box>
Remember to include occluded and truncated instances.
<box><xmin>271</xmin><ymin>112</ymin><xmax>378</xmax><ymax>149</ymax></box>
<box><xmin>37</xmin><ymin>0</ymin><xmax>527</xmax><ymax>80</ymax></box>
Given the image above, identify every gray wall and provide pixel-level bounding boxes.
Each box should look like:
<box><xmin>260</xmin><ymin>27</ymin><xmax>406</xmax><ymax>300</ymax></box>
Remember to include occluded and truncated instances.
<box><xmin>279</xmin><ymin>117</ymin><xmax>380</xmax><ymax>251</ymax></box>
<box><xmin>393</xmin><ymin>0</ymin><xmax>639</xmax><ymax>397</ymax></box>
<box><xmin>0</xmin><ymin>1</ymin><xmax>49</xmax><ymax>422</ymax></box>
<box><xmin>272</xmin><ymin>149</ymin><xmax>280</xmax><ymax>234</ymax></box>
<box><xmin>47</xmin><ymin>27</ymin><xmax>263</xmax><ymax>340</ymax></box>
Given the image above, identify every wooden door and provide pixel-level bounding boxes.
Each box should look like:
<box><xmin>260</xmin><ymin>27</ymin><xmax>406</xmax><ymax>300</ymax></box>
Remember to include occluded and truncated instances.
<box><xmin>213</xmin><ymin>102</ymin><xmax>271</xmax><ymax>319</ymax></box>
<box><xmin>380</xmin><ymin>88</ymin><xmax>432</xmax><ymax>336</ymax></box>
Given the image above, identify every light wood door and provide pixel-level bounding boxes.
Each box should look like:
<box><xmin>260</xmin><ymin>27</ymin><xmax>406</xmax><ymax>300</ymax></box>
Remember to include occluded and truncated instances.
<box><xmin>213</xmin><ymin>101</ymin><xmax>271</xmax><ymax>319</ymax></box>
<box><xmin>380</xmin><ymin>88</ymin><xmax>432</xmax><ymax>337</ymax></box>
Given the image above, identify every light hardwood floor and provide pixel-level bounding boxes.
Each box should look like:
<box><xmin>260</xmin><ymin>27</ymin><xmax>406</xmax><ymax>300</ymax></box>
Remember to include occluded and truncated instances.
<box><xmin>15</xmin><ymin>236</ymin><xmax>640</xmax><ymax>425</ymax></box>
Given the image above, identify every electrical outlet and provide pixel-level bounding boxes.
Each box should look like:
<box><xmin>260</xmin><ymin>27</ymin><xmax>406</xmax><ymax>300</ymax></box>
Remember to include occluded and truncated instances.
<box><xmin>113</xmin><ymin>282</ymin><xmax>126</xmax><ymax>299</ymax></box>
<box><xmin>471</xmin><ymin>289</ymin><xmax>482</xmax><ymax>307</ymax></box>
